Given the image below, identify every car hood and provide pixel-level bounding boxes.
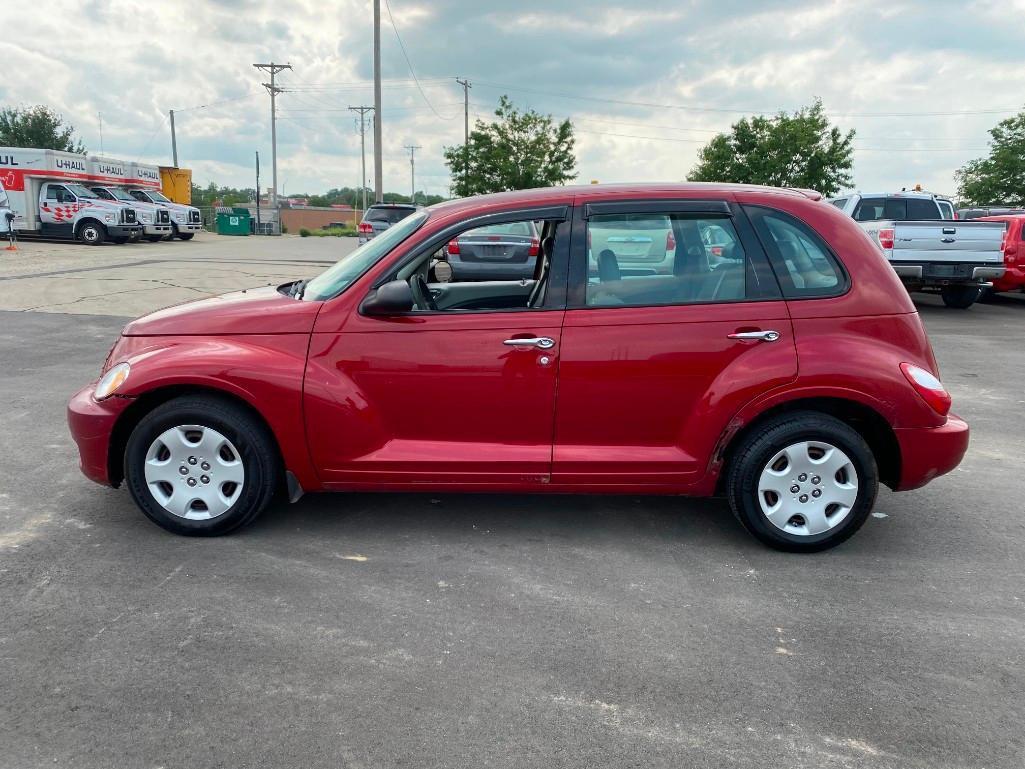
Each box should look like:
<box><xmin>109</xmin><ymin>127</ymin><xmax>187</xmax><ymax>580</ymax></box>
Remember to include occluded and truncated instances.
<box><xmin>123</xmin><ymin>285</ymin><xmax>321</xmax><ymax>336</ymax></box>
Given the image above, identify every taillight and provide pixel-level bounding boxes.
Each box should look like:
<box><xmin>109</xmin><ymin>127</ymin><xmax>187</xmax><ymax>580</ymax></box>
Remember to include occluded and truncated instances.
<box><xmin>358</xmin><ymin>222</ymin><xmax>373</xmax><ymax>234</ymax></box>
<box><xmin>666</xmin><ymin>230</ymin><xmax>676</xmax><ymax>252</ymax></box>
<box><xmin>528</xmin><ymin>237</ymin><xmax>539</xmax><ymax>257</ymax></box>
<box><xmin>878</xmin><ymin>228</ymin><xmax>894</xmax><ymax>250</ymax></box>
<box><xmin>447</xmin><ymin>239</ymin><xmax>460</xmax><ymax>255</ymax></box>
<box><xmin>999</xmin><ymin>229</ymin><xmax>1007</xmax><ymax>255</ymax></box>
<box><xmin>900</xmin><ymin>362</ymin><xmax>952</xmax><ymax>416</ymax></box>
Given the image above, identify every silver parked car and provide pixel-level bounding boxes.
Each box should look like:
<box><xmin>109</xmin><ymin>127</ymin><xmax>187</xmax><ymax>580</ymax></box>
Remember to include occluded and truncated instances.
<box><xmin>357</xmin><ymin>203</ymin><xmax>418</xmax><ymax>245</ymax></box>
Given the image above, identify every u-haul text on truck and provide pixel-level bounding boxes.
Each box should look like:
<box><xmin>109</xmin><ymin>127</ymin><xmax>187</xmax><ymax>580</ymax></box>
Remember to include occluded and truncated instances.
<box><xmin>0</xmin><ymin>147</ymin><xmax>198</xmax><ymax>245</ymax></box>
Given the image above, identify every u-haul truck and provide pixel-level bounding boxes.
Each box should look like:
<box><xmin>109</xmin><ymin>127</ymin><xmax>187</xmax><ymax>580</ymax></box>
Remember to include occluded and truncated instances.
<box><xmin>124</xmin><ymin>162</ymin><xmax>202</xmax><ymax>240</ymax></box>
<box><xmin>86</xmin><ymin>156</ymin><xmax>172</xmax><ymax>242</ymax></box>
<box><xmin>0</xmin><ymin>147</ymin><xmax>147</xmax><ymax>245</ymax></box>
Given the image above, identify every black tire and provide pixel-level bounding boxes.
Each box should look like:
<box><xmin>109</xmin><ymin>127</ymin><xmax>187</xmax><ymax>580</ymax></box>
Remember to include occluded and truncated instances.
<box><xmin>145</xmin><ymin>235</ymin><xmax>164</xmax><ymax>243</ymax></box>
<box><xmin>177</xmin><ymin>232</ymin><xmax>195</xmax><ymax>241</ymax></box>
<box><xmin>112</xmin><ymin>237</ymin><xmax>129</xmax><ymax>245</ymax></box>
<box><xmin>165</xmin><ymin>222</ymin><xmax>179</xmax><ymax>241</ymax></box>
<box><xmin>940</xmin><ymin>285</ymin><xmax>980</xmax><ymax>309</ymax></box>
<box><xmin>77</xmin><ymin>220</ymin><xmax>106</xmax><ymax>246</ymax></box>
<box><xmin>726</xmin><ymin>411</ymin><xmax>878</xmax><ymax>553</ymax></box>
<box><xmin>124</xmin><ymin>395</ymin><xmax>281</xmax><ymax>536</ymax></box>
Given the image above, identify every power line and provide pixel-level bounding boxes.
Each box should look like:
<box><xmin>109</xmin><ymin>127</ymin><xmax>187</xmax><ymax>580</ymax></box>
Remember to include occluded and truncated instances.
<box><xmin>382</xmin><ymin>0</ymin><xmax>450</xmax><ymax>120</ymax></box>
<box><xmin>471</xmin><ymin>79</ymin><xmax>1020</xmax><ymax>119</ymax></box>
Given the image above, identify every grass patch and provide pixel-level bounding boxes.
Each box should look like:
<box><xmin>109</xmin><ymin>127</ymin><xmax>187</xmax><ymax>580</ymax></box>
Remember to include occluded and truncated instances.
<box><xmin>300</xmin><ymin>226</ymin><xmax>357</xmax><ymax>237</ymax></box>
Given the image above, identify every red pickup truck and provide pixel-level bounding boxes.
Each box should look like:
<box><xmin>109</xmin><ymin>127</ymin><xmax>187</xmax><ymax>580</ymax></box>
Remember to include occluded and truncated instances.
<box><xmin>976</xmin><ymin>215</ymin><xmax>1025</xmax><ymax>295</ymax></box>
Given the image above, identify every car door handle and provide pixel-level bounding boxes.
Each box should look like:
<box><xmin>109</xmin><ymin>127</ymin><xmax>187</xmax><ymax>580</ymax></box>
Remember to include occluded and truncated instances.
<box><xmin>503</xmin><ymin>337</ymin><xmax>556</xmax><ymax>349</ymax></box>
<box><xmin>727</xmin><ymin>330</ymin><xmax>781</xmax><ymax>342</ymax></box>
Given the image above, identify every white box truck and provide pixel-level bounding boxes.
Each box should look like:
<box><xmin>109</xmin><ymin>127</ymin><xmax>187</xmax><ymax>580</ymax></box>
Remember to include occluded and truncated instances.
<box><xmin>124</xmin><ymin>162</ymin><xmax>202</xmax><ymax>240</ymax></box>
<box><xmin>0</xmin><ymin>147</ymin><xmax>145</xmax><ymax>245</ymax></box>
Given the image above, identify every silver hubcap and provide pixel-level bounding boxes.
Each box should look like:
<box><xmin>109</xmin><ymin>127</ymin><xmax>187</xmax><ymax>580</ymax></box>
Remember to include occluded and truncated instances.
<box><xmin>143</xmin><ymin>425</ymin><xmax>244</xmax><ymax>520</ymax></box>
<box><xmin>757</xmin><ymin>441</ymin><xmax>858</xmax><ymax>537</ymax></box>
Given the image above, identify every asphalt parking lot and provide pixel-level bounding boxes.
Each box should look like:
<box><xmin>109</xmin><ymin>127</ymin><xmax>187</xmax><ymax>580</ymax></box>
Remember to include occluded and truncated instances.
<box><xmin>1</xmin><ymin>234</ymin><xmax>1023</xmax><ymax>768</ymax></box>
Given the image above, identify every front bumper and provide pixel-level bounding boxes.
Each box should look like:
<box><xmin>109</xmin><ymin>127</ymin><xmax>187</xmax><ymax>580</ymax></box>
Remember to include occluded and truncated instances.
<box><xmin>67</xmin><ymin>384</ymin><xmax>133</xmax><ymax>487</ymax></box>
<box><xmin>893</xmin><ymin>413</ymin><xmax>969</xmax><ymax>491</ymax></box>
<box><xmin>142</xmin><ymin>223</ymin><xmax>172</xmax><ymax>236</ymax></box>
<box><xmin>108</xmin><ymin>224</ymin><xmax>143</xmax><ymax>237</ymax></box>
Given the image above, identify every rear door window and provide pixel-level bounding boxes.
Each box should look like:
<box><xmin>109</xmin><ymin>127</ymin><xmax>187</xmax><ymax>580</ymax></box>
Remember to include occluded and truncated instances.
<box><xmin>854</xmin><ymin>198</ymin><xmax>887</xmax><ymax>221</ymax></box>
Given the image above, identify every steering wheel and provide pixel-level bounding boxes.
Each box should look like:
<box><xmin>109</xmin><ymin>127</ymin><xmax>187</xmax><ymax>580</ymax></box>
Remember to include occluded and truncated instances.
<box><xmin>410</xmin><ymin>274</ymin><xmax>438</xmax><ymax>311</ymax></box>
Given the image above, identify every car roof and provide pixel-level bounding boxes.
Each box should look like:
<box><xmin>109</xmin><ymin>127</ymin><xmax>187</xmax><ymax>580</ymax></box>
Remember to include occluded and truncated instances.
<box><xmin>426</xmin><ymin>183</ymin><xmax>822</xmax><ymax>218</ymax></box>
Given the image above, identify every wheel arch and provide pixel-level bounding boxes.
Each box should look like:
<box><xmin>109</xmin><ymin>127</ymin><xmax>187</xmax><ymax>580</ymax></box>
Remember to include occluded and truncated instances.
<box><xmin>715</xmin><ymin>396</ymin><xmax>901</xmax><ymax>493</ymax></box>
<box><xmin>107</xmin><ymin>384</ymin><xmax>285</xmax><ymax>488</ymax></box>
<box><xmin>75</xmin><ymin>217</ymin><xmax>107</xmax><ymax>235</ymax></box>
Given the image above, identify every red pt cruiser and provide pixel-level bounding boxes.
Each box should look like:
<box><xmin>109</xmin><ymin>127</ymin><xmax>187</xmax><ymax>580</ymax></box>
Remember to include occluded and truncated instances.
<box><xmin>68</xmin><ymin>184</ymin><xmax>969</xmax><ymax>551</ymax></box>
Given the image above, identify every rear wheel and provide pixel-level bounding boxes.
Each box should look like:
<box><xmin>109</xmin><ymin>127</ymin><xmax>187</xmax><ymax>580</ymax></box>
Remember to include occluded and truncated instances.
<box><xmin>124</xmin><ymin>395</ymin><xmax>280</xmax><ymax>536</ymax></box>
<box><xmin>78</xmin><ymin>221</ymin><xmax>106</xmax><ymax>246</ymax></box>
<box><xmin>726</xmin><ymin>412</ymin><xmax>878</xmax><ymax>552</ymax></box>
<box><xmin>940</xmin><ymin>285</ymin><xmax>981</xmax><ymax>309</ymax></box>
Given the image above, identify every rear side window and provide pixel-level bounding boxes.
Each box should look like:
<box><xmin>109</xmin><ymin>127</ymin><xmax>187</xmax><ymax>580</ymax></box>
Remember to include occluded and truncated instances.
<box><xmin>746</xmin><ymin>207</ymin><xmax>847</xmax><ymax>299</ymax></box>
<box><xmin>365</xmin><ymin>207</ymin><xmax>414</xmax><ymax>224</ymax></box>
<box><xmin>830</xmin><ymin>198</ymin><xmax>848</xmax><ymax>210</ymax></box>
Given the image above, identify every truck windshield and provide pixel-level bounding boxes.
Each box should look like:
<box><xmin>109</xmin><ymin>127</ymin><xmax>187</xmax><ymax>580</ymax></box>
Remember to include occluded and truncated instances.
<box><xmin>67</xmin><ymin>184</ymin><xmax>99</xmax><ymax>199</ymax></box>
<box><xmin>103</xmin><ymin>188</ymin><xmax>136</xmax><ymax>202</ymax></box>
<box><xmin>303</xmin><ymin>210</ymin><xmax>429</xmax><ymax>301</ymax></box>
<box><xmin>144</xmin><ymin>190</ymin><xmax>171</xmax><ymax>203</ymax></box>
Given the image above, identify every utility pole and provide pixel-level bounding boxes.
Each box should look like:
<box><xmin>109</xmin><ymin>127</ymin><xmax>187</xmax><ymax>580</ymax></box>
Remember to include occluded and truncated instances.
<box><xmin>373</xmin><ymin>0</ymin><xmax>383</xmax><ymax>202</ymax></box>
<box><xmin>455</xmin><ymin>78</ymin><xmax>471</xmax><ymax>196</ymax></box>
<box><xmin>253</xmin><ymin>61</ymin><xmax>292</xmax><ymax>210</ymax></box>
<box><xmin>169</xmin><ymin>110</ymin><xmax>178</xmax><ymax>167</ymax></box>
<box><xmin>349</xmin><ymin>106</ymin><xmax>373</xmax><ymax>216</ymax></box>
<box><xmin>255</xmin><ymin>151</ymin><xmax>261</xmax><ymax>234</ymax></box>
<box><xmin>404</xmin><ymin>144</ymin><xmax>422</xmax><ymax>205</ymax></box>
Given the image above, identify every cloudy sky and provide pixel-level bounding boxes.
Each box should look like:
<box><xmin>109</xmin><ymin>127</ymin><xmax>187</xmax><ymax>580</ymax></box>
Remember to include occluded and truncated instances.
<box><xmin>3</xmin><ymin>0</ymin><xmax>1023</xmax><ymax>198</ymax></box>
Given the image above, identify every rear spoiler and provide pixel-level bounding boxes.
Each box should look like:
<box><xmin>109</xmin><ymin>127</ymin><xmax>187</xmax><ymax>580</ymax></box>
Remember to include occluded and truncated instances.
<box><xmin>788</xmin><ymin>188</ymin><xmax>823</xmax><ymax>201</ymax></box>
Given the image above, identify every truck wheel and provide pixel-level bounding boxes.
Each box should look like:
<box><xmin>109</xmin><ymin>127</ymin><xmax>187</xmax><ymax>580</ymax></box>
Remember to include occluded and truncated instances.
<box><xmin>940</xmin><ymin>285</ymin><xmax>981</xmax><ymax>309</ymax></box>
<box><xmin>726</xmin><ymin>411</ymin><xmax>878</xmax><ymax>552</ymax></box>
<box><xmin>165</xmin><ymin>223</ymin><xmax>179</xmax><ymax>241</ymax></box>
<box><xmin>78</xmin><ymin>221</ymin><xmax>106</xmax><ymax>246</ymax></box>
<box><xmin>177</xmin><ymin>232</ymin><xmax>195</xmax><ymax>241</ymax></box>
<box><xmin>145</xmin><ymin>235</ymin><xmax>164</xmax><ymax>243</ymax></box>
<box><xmin>124</xmin><ymin>395</ymin><xmax>281</xmax><ymax>536</ymax></box>
<box><xmin>977</xmin><ymin>287</ymin><xmax>997</xmax><ymax>303</ymax></box>
<box><xmin>112</xmin><ymin>237</ymin><xmax>129</xmax><ymax>245</ymax></box>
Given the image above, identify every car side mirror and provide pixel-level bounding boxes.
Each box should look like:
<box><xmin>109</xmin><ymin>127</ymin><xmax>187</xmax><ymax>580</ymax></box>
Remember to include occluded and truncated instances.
<box><xmin>360</xmin><ymin>279</ymin><xmax>414</xmax><ymax>316</ymax></box>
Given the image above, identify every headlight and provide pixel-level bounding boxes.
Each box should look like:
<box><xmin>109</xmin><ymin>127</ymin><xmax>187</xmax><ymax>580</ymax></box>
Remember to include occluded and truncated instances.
<box><xmin>94</xmin><ymin>362</ymin><xmax>130</xmax><ymax>400</ymax></box>
<box><xmin>104</xmin><ymin>213</ymin><xmax>115</xmax><ymax>223</ymax></box>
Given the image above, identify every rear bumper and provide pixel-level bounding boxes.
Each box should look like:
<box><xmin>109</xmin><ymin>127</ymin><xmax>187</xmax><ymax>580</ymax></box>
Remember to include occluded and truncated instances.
<box><xmin>891</xmin><ymin>262</ymin><xmax>1005</xmax><ymax>284</ymax></box>
<box><xmin>449</xmin><ymin>259</ymin><xmax>535</xmax><ymax>281</ymax></box>
<box><xmin>893</xmin><ymin>414</ymin><xmax>969</xmax><ymax>491</ymax></box>
<box><xmin>67</xmin><ymin>384</ymin><xmax>132</xmax><ymax>487</ymax></box>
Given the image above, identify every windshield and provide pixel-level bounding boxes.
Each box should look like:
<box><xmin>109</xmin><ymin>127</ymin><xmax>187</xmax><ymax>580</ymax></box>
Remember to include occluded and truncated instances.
<box><xmin>103</xmin><ymin>187</ymin><xmax>135</xmax><ymax>201</ymax></box>
<box><xmin>304</xmin><ymin>210</ymin><xmax>428</xmax><ymax>301</ymax></box>
<box><xmin>365</xmin><ymin>206</ymin><xmax>415</xmax><ymax>224</ymax></box>
<box><xmin>143</xmin><ymin>190</ymin><xmax>171</xmax><ymax>203</ymax></box>
<box><xmin>67</xmin><ymin>184</ymin><xmax>99</xmax><ymax>199</ymax></box>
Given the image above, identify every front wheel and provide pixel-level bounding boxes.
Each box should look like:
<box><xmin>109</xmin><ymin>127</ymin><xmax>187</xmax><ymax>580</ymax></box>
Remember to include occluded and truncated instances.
<box><xmin>112</xmin><ymin>237</ymin><xmax>129</xmax><ymax>245</ymax></box>
<box><xmin>940</xmin><ymin>285</ymin><xmax>981</xmax><ymax>309</ymax></box>
<box><xmin>124</xmin><ymin>395</ymin><xmax>281</xmax><ymax>536</ymax></box>
<box><xmin>145</xmin><ymin>235</ymin><xmax>164</xmax><ymax>243</ymax></box>
<box><xmin>726</xmin><ymin>412</ymin><xmax>878</xmax><ymax>552</ymax></box>
<box><xmin>78</xmin><ymin>221</ymin><xmax>106</xmax><ymax>246</ymax></box>
<box><xmin>177</xmin><ymin>232</ymin><xmax>195</xmax><ymax>241</ymax></box>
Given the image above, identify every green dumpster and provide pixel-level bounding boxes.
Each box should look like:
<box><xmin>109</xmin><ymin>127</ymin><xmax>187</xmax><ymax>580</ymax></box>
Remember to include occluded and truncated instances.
<box><xmin>215</xmin><ymin>206</ymin><xmax>251</xmax><ymax>236</ymax></box>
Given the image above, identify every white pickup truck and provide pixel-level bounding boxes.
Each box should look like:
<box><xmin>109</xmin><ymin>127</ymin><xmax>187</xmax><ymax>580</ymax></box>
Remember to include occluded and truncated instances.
<box><xmin>828</xmin><ymin>192</ymin><xmax>1006</xmax><ymax>308</ymax></box>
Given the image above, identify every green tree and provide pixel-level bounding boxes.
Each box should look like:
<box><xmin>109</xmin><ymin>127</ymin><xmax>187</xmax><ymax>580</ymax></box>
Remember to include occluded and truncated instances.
<box><xmin>689</xmin><ymin>100</ymin><xmax>854</xmax><ymax>196</ymax></box>
<box><xmin>444</xmin><ymin>96</ymin><xmax>576</xmax><ymax>197</ymax></box>
<box><xmin>955</xmin><ymin>111</ymin><xmax>1025</xmax><ymax>206</ymax></box>
<box><xmin>0</xmin><ymin>105</ymin><xmax>86</xmax><ymax>153</ymax></box>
